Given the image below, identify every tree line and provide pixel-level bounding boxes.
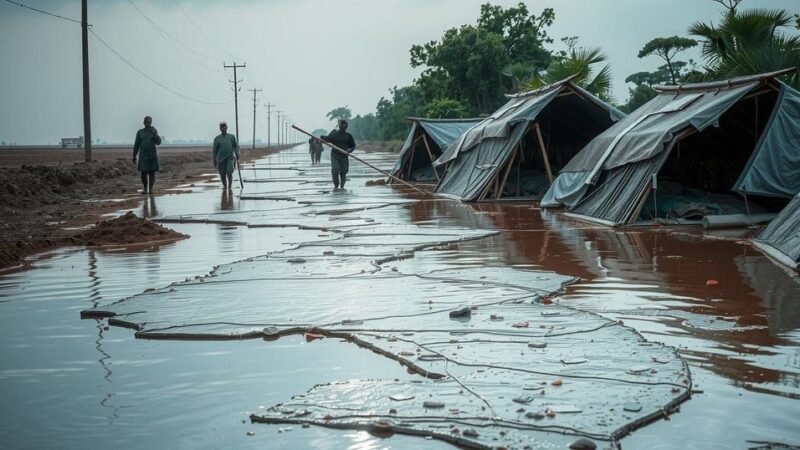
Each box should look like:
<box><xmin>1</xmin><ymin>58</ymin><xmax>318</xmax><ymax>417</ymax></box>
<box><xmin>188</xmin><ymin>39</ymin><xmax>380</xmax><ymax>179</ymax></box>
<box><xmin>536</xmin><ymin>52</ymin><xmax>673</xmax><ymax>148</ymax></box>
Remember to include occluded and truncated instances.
<box><xmin>328</xmin><ymin>0</ymin><xmax>799</xmax><ymax>141</ymax></box>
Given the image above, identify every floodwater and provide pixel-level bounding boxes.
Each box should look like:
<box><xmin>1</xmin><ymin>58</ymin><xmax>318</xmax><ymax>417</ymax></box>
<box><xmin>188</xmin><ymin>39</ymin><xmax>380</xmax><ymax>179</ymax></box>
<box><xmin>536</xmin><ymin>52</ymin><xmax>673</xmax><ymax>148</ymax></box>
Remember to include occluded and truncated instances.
<box><xmin>0</xmin><ymin>145</ymin><xmax>798</xmax><ymax>449</ymax></box>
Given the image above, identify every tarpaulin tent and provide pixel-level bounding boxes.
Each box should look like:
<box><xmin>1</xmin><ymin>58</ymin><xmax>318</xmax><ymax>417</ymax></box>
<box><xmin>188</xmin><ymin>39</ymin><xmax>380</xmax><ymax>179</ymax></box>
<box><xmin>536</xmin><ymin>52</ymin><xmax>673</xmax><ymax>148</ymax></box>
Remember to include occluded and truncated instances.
<box><xmin>389</xmin><ymin>117</ymin><xmax>483</xmax><ymax>183</ymax></box>
<box><xmin>433</xmin><ymin>77</ymin><xmax>624</xmax><ymax>202</ymax></box>
<box><xmin>752</xmin><ymin>192</ymin><xmax>800</xmax><ymax>270</ymax></box>
<box><xmin>542</xmin><ymin>69</ymin><xmax>800</xmax><ymax>227</ymax></box>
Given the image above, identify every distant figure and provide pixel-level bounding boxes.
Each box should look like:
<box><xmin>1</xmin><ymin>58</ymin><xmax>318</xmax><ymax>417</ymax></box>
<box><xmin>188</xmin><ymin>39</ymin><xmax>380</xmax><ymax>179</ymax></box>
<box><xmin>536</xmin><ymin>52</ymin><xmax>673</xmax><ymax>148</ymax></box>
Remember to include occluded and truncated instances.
<box><xmin>314</xmin><ymin>138</ymin><xmax>323</xmax><ymax>163</ymax></box>
<box><xmin>212</xmin><ymin>121</ymin><xmax>240</xmax><ymax>190</ymax></box>
<box><xmin>308</xmin><ymin>137</ymin><xmax>316</xmax><ymax>164</ymax></box>
<box><xmin>320</xmin><ymin>119</ymin><xmax>356</xmax><ymax>190</ymax></box>
<box><xmin>132</xmin><ymin>115</ymin><xmax>161</xmax><ymax>194</ymax></box>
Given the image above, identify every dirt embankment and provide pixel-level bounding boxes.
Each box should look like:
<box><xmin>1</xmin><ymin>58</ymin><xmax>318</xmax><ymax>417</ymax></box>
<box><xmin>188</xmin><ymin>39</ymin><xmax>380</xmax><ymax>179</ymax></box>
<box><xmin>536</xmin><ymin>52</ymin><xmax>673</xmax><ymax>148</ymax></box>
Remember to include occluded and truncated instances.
<box><xmin>0</xmin><ymin>145</ymin><xmax>286</xmax><ymax>271</ymax></box>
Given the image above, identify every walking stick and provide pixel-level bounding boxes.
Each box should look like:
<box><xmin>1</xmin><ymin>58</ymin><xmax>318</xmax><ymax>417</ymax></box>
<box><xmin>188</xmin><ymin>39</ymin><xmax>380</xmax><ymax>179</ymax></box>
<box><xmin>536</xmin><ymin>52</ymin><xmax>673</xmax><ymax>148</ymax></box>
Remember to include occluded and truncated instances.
<box><xmin>236</xmin><ymin>156</ymin><xmax>244</xmax><ymax>189</ymax></box>
<box><xmin>292</xmin><ymin>125</ymin><xmax>435</xmax><ymax>197</ymax></box>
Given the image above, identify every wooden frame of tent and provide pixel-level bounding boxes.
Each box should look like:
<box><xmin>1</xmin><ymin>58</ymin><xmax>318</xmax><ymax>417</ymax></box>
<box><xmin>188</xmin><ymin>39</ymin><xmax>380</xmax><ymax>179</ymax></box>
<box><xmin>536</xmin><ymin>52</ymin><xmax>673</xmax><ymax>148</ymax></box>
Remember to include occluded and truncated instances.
<box><xmin>564</xmin><ymin>70</ymin><xmax>789</xmax><ymax>227</ymax></box>
<box><xmin>476</xmin><ymin>86</ymin><xmax>614</xmax><ymax>202</ymax></box>
<box><xmin>399</xmin><ymin>131</ymin><xmax>441</xmax><ymax>182</ymax></box>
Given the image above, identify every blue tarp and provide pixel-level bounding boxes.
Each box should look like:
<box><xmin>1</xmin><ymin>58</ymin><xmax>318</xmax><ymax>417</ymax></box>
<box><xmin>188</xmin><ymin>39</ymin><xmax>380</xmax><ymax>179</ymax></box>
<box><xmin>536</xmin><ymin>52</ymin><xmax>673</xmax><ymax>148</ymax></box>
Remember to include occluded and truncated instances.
<box><xmin>544</xmin><ymin>73</ymin><xmax>800</xmax><ymax>225</ymax></box>
<box><xmin>389</xmin><ymin>118</ymin><xmax>483</xmax><ymax>181</ymax></box>
<box><xmin>435</xmin><ymin>79</ymin><xmax>623</xmax><ymax>201</ymax></box>
<box><xmin>734</xmin><ymin>83</ymin><xmax>800</xmax><ymax>198</ymax></box>
<box><xmin>753</xmin><ymin>193</ymin><xmax>800</xmax><ymax>270</ymax></box>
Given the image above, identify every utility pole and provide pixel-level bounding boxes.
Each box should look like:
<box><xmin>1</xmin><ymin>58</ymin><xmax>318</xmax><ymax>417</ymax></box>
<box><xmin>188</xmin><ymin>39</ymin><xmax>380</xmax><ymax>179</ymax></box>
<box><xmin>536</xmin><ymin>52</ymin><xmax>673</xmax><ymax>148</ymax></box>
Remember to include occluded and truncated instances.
<box><xmin>81</xmin><ymin>0</ymin><xmax>92</xmax><ymax>162</ymax></box>
<box><xmin>223</xmin><ymin>62</ymin><xmax>245</xmax><ymax>140</ymax></box>
<box><xmin>276</xmin><ymin>111</ymin><xmax>283</xmax><ymax>146</ymax></box>
<box><xmin>264</xmin><ymin>103</ymin><xmax>274</xmax><ymax>147</ymax></box>
<box><xmin>248</xmin><ymin>88</ymin><xmax>261</xmax><ymax>149</ymax></box>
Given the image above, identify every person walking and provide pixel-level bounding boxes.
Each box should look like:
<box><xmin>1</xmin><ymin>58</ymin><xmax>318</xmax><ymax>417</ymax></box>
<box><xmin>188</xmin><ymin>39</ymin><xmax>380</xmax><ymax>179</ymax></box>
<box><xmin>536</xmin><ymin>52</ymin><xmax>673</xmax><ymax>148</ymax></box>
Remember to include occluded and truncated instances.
<box><xmin>320</xmin><ymin>119</ymin><xmax>356</xmax><ymax>190</ymax></box>
<box><xmin>132</xmin><ymin>115</ymin><xmax>161</xmax><ymax>194</ymax></box>
<box><xmin>308</xmin><ymin>136</ymin><xmax>317</xmax><ymax>164</ymax></box>
<box><xmin>314</xmin><ymin>138</ymin><xmax>323</xmax><ymax>164</ymax></box>
<box><xmin>212</xmin><ymin>121</ymin><xmax>240</xmax><ymax>190</ymax></box>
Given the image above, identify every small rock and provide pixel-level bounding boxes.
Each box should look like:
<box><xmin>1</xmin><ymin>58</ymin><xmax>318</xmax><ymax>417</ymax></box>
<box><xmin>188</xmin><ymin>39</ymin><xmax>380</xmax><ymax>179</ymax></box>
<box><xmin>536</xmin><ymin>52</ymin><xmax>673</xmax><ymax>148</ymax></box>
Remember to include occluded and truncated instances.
<box><xmin>528</xmin><ymin>342</ymin><xmax>547</xmax><ymax>349</ymax></box>
<box><xmin>513</xmin><ymin>395</ymin><xmax>533</xmax><ymax>404</ymax></box>
<box><xmin>551</xmin><ymin>379</ymin><xmax>563</xmax><ymax>386</ymax></box>
<box><xmin>512</xmin><ymin>321</ymin><xmax>529</xmax><ymax>328</ymax></box>
<box><xmin>561</xmin><ymin>358</ymin><xmax>588</xmax><ymax>365</ymax></box>
<box><xmin>246</xmin><ymin>431</ymin><xmax>255</xmax><ymax>436</ymax></box>
<box><xmin>323</xmin><ymin>250</ymin><xmax>334</xmax><ymax>256</ymax></box>
<box><xmin>449</xmin><ymin>306</ymin><xmax>471</xmax><ymax>318</ymax></box>
<box><xmin>389</xmin><ymin>394</ymin><xmax>415</xmax><ymax>401</ymax></box>
<box><xmin>462</xmin><ymin>428</ymin><xmax>479</xmax><ymax>437</ymax></box>
<box><xmin>623</xmin><ymin>403</ymin><xmax>642</xmax><ymax>412</ymax></box>
<box><xmin>525</xmin><ymin>411</ymin><xmax>545</xmax><ymax>420</ymax></box>
<box><xmin>287</xmin><ymin>258</ymin><xmax>306</xmax><ymax>264</ymax></box>
<box><xmin>423</xmin><ymin>401</ymin><xmax>444</xmax><ymax>409</ymax></box>
<box><xmin>568</xmin><ymin>437</ymin><xmax>597</xmax><ymax>449</ymax></box>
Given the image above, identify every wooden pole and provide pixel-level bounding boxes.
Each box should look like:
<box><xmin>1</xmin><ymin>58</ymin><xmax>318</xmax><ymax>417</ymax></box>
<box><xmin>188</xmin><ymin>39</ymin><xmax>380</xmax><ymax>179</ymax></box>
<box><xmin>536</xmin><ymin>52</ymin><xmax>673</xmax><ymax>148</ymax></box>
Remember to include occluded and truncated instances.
<box><xmin>496</xmin><ymin>145</ymin><xmax>519</xmax><ymax>199</ymax></box>
<box><xmin>81</xmin><ymin>0</ymin><xmax>92</xmax><ymax>162</ymax></box>
<box><xmin>420</xmin><ymin>134</ymin><xmax>440</xmax><ymax>181</ymax></box>
<box><xmin>293</xmin><ymin>125</ymin><xmax>434</xmax><ymax>196</ymax></box>
<box><xmin>533</xmin><ymin>123</ymin><xmax>554</xmax><ymax>184</ymax></box>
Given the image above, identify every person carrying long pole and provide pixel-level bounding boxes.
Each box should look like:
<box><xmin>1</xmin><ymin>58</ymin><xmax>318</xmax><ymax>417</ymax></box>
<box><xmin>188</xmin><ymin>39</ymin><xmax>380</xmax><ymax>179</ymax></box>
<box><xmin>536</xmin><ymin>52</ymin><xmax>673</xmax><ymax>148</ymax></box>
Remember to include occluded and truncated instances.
<box><xmin>293</xmin><ymin>124</ymin><xmax>433</xmax><ymax>196</ymax></box>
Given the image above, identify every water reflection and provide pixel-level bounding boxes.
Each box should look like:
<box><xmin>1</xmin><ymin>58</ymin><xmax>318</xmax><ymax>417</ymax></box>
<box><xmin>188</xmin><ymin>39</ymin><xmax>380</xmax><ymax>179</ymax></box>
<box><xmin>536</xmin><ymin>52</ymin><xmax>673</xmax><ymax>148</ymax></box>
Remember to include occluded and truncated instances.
<box><xmin>141</xmin><ymin>195</ymin><xmax>159</xmax><ymax>218</ymax></box>
<box><xmin>438</xmin><ymin>202</ymin><xmax>800</xmax><ymax>400</ymax></box>
<box><xmin>219</xmin><ymin>189</ymin><xmax>234</xmax><ymax>211</ymax></box>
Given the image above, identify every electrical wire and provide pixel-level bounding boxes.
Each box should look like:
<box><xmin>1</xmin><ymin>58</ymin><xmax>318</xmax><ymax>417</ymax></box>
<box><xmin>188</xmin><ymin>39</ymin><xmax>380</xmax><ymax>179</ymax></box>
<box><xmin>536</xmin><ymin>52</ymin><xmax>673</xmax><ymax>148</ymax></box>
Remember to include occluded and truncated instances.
<box><xmin>126</xmin><ymin>0</ymin><xmax>223</xmax><ymax>68</ymax></box>
<box><xmin>170</xmin><ymin>0</ymin><xmax>241</xmax><ymax>60</ymax></box>
<box><xmin>89</xmin><ymin>28</ymin><xmax>231</xmax><ymax>105</ymax></box>
<box><xmin>3</xmin><ymin>0</ymin><xmax>81</xmax><ymax>24</ymax></box>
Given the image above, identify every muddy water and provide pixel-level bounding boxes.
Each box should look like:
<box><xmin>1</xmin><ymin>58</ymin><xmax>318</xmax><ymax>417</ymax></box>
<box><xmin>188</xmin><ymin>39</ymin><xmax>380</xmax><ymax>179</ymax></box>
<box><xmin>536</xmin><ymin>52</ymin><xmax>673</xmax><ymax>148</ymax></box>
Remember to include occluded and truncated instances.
<box><xmin>1</xmin><ymin>145</ymin><xmax>798</xmax><ymax>449</ymax></box>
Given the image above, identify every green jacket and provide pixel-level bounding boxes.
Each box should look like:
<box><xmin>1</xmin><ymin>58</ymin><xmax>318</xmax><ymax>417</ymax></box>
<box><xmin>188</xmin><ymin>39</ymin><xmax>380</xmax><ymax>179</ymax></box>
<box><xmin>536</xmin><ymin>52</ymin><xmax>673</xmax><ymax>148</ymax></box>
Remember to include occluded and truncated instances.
<box><xmin>133</xmin><ymin>127</ymin><xmax>161</xmax><ymax>172</ymax></box>
<box><xmin>213</xmin><ymin>133</ymin><xmax>240</xmax><ymax>164</ymax></box>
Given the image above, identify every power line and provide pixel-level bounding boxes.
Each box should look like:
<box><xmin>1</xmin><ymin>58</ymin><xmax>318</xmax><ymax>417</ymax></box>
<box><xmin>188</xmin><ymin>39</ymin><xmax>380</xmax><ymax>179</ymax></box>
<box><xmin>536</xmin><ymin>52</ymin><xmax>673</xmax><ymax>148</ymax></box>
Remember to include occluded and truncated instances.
<box><xmin>126</xmin><ymin>0</ymin><xmax>220</xmax><ymax>64</ymax></box>
<box><xmin>171</xmin><ymin>0</ymin><xmax>241</xmax><ymax>61</ymax></box>
<box><xmin>3</xmin><ymin>0</ymin><xmax>82</xmax><ymax>24</ymax></box>
<box><xmin>89</xmin><ymin>28</ymin><xmax>230</xmax><ymax>105</ymax></box>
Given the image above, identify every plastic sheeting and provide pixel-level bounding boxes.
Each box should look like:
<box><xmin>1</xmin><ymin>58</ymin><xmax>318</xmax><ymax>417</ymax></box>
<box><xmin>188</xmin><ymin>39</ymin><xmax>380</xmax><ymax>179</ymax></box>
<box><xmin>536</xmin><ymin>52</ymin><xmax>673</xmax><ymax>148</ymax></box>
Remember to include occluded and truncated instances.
<box><xmin>435</xmin><ymin>79</ymin><xmax>623</xmax><ymax>201</ymax></box>
<box><xmin>389</xmin><ymin>119</ymin><xmax>483</xmax><ymax>180</ymax></box>
<box><xmin>752</xmin><ymin>193</ymin><xmax>800</xmax><ymax>269</ymax></box>
<box><xmin>734</xmin><ymin>83</ymin><xmax>800</xmax><ymax>198</ymax></box>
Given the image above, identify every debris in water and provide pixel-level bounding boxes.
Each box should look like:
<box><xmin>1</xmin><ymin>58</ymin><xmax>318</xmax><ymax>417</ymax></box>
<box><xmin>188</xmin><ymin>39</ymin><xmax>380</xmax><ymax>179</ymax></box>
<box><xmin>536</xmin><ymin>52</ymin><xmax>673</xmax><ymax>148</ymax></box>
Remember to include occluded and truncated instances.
<box><xmin>304</xmin><ymin>332</ymin><xmax>324</xmax><ymax>342</ymax></box>
<box><xmin>569</xmin><ymin>437</ymin><xmax>597</xmax><ymax>449</ymax></box>
<box><xmin>706</xmin><ymin>279</ymin><xmax>719</xmax><ymax>287</ymax></box>
<box><xmin>287</xmin><ymin>258</ymin><xmax>306</xmax><ymax>264</ymax></box>
<box><xmin>423</xmin><ymin>401</ymin><xmax>444</xmax><ymax>409</ymax></box>
<box><xmin>512</xmin><ymin>321</ymin><xmax>529</xmax><ymax>328</ymax></box>
<box><xmin>389</xmin><ymin>394</ymin><xmax>415</xmax><ymax>402</ymax></box>
<box><xmin>551</xmin><ymin>379</ymin><xmax>563</xmax><ymax>386</ymax></box>
<box><xmin>561</xmin><ymin>358</ymin><xmax>588</xmax><ymax>365</ymax></box>
<box><xmin>449</xmin><ymin>306</ymin><xmax>471</xmax><ymax>318</ymax></box>
<box><xmin>623</xmin><ymin>403</ymin><xmax>643</xmax><ymax>412</ymax></box>
<box><xmin>246</xmin><ymin>431</ymin><xmax>255</xmax><ymax>436</ymax></box>
<box><xmin>512</xmin><ymin>395</ymin><xmax>534</xmax><ymax>404</ymax></box>
<box><xmin>528</xmin><ymin>342</ymin><xmax>547</xmax><ymax>349</ymax></box>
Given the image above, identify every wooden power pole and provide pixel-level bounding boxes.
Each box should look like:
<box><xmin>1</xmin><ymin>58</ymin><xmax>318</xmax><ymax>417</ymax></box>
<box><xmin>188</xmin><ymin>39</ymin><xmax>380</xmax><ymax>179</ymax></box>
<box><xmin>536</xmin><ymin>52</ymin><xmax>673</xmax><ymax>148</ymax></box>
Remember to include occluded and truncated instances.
<box><xmin>248</xmin><ymin>88</ymin><xmax>261</xmax><ymax>148</ymax></box>
<box><xmin>81</xmin><ymin>0</ymin><xmax>92</xmax><ymax>162</ymax></box>
<box><xmin>264</xmin><ymin>103</ymin><xmax>274</xmax><ymax>147</ymax></box>
<box><xmin>223</xmin><ymin>62</ymin><xmax>245</xmax><ymax>140</ymax></box>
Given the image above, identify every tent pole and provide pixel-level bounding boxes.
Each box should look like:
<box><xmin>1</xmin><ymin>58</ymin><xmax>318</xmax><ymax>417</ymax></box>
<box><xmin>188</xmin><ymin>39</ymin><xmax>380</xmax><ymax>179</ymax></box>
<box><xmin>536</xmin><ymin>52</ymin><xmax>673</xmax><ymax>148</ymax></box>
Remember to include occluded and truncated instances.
<box><xmin>420</xmin><ymin>134</ymin><xmax>440</xmax><ymax>181</ymax></box>
<box><xmin>406</xmin><ymin>140</ymin><xmax>417</xmax><ymax>180</ymax></box>
<box><xmin>743</xmin><ymin>192</ymin><xmax>753</xmax><ymax>226</ymax></box>
<box><xmin>533</xmin><ymin>123</ymin><xmax>554</xmax><ymax>184</ymax></box>
<box><xmin>496</xmin><ymin>144</ymin><xmax>519</xmax><ymax>199</ymax></box>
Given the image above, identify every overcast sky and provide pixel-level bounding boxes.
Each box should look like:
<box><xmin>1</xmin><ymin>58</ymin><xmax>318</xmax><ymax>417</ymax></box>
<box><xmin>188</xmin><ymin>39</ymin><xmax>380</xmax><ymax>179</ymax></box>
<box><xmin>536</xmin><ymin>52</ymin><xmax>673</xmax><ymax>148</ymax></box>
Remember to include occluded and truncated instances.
<box><xmin>0</xmin><ymin>0</ymin><xmax>796</xmax><ymax>144</ymax></box>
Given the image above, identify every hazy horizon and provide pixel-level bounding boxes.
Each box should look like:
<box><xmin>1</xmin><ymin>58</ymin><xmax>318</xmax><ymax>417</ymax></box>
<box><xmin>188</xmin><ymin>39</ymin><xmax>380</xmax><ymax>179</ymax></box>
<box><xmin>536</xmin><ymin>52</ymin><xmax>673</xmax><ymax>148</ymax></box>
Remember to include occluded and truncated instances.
<box><xmin>0</xmin><ymin>0</ymin><xmax>797</xmax><ymax>145</ymax></box>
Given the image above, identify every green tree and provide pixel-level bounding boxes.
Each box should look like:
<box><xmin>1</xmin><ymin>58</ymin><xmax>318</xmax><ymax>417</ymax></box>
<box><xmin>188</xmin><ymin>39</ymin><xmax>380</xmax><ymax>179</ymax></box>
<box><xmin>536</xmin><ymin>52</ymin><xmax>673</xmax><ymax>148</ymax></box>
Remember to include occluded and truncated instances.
<box><xmin>637</xmin><ymin>36</ymin><xmax>698</xmax><ymax>84</ymax></box>
<box><xmin>348</xmin><ymin>114</ymin><xmax>380</xmax><ymax>141</ymax></box>
<box><xmin>689</xmin><ymin>7</ymin><xmax>800</xmax><ymax>86</ymax></box>
<box><xmin>376</xmin><ymin>86</ymin><xmax>425</xmax><ymax>140</ymax></box>
<box><xmin>527</xmin><ymin>39</ymin><xmax>612</xmax><ymax>100</ymax></box>
<box><xmin>326</xmin><ymin>106</ymin><xmax>352</xmax><ymax>122</ymax></box>
<box><xmin>423</xmin><ymin>98</ymin><xmax>468</xmax><ymax>119</ymax></box>
<box><xmin>620</xmin><ymin>85</ymin><xmax>658</xmax><ymax>113</ymax></box>
<box><xmin>410</xmin><ymin>2</ymin><xmax>556</xmax><ymax>114</ymax></box>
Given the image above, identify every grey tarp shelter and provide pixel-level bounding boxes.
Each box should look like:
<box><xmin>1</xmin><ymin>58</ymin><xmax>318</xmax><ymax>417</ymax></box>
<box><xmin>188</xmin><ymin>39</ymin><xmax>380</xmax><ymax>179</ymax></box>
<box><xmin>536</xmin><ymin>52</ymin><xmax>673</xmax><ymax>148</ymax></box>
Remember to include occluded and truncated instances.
<box><xmin>389</xmin><ymin>117</ymin><xmax>483</xmax><ymax>182</ymax></box>
<box><xmin>752</xmin><ymin>192</ymin><xmax>800</xmax><ymax>270</ymax></box>
<box><xmin>433</xmin><ymin>77</ymin><xmax>624</xmax><ymax>202</ymax></box>
<box><xmin>542</xmin><ymin>69</ymin><xmax>800</xmax><ymax>226</ymax></box>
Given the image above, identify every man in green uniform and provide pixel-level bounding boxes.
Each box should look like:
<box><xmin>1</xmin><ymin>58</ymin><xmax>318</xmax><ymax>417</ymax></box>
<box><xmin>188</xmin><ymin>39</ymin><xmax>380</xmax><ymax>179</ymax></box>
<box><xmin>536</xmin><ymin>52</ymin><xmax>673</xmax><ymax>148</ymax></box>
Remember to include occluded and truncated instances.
<box><xmin>320</xmin><ymin>119</ymin><xmax>356</xmax><ymax>190</ymax></box>
<box><xmin>212</xmin><ymin>121</ymin><xmax>240</xmax><ymax>190</ymax></box>
<box><xmin>132</xmin><ymin>115</ymin><xmax>162</xmax><ymax>194</ymax></box>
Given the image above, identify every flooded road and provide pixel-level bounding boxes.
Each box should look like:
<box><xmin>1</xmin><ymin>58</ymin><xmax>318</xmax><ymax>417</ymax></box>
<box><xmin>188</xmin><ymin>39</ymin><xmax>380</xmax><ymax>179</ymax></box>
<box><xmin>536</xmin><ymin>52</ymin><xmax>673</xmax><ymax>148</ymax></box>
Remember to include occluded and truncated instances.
<box><xmin>1</xmin><ymin>145</ymin><xmax>798</xmax><ymax>449</ymax></box>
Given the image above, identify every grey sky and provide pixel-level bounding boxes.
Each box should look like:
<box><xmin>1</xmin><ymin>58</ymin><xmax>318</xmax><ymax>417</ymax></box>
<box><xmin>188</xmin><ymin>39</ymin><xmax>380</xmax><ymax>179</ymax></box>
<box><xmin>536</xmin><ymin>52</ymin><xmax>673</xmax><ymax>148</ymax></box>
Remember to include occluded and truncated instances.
<box><xmin>0</xmin><ymin>0</ymin><xmax>797</xmax><ymax>144</ymax></box>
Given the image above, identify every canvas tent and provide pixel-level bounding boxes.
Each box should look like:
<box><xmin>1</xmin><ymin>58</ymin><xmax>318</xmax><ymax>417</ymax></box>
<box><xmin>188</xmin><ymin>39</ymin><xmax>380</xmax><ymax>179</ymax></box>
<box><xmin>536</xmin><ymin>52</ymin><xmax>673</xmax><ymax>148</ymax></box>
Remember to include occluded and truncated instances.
<box><xmin>389</xmin><ymin>117</ymin><xmax>483</xmax><ymax>183</ymax></box>
<box><xmin>542</xmin><ymin>69</ymin><xmax>800</xmax><ymax>227</ymax></box>
<box><xmin>752</xmin><ymin>192</ymin><xmax>800</xmax><ymax>270</ymax></box>
<box><xmin>433</xmin><ymin>77</ymin><xmax>624</xmax><ymax>202</ymax></box>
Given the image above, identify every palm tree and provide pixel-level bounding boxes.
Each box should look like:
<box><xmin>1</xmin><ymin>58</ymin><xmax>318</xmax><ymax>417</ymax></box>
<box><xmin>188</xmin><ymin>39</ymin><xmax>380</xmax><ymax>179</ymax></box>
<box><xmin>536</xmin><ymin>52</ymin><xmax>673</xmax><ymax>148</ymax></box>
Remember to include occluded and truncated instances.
<box><xmin>526</xmin><ymin>46</ymin><xmax>612</xmax><ymax>100</ymax></box>
<box><xmin>689</xmin><ymin>8</ymin><xmax>800</xmax><ymax>86</ymax></box>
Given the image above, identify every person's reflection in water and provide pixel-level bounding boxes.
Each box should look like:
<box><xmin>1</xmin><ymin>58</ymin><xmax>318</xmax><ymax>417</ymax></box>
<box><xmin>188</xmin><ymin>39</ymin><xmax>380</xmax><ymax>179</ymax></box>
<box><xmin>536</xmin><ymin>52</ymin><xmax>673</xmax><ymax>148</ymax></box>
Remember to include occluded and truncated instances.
<box><xmin>141</xmin><ymin>195</ymin><xmax>159</xmax><ymax>218</ymax></box>
<box><xmin>220</xmin><ymin>189</ymin><xmax>234</xmax><ymax>211</ymax></box>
